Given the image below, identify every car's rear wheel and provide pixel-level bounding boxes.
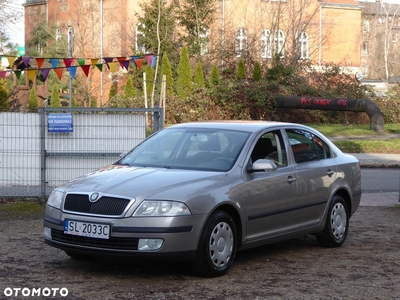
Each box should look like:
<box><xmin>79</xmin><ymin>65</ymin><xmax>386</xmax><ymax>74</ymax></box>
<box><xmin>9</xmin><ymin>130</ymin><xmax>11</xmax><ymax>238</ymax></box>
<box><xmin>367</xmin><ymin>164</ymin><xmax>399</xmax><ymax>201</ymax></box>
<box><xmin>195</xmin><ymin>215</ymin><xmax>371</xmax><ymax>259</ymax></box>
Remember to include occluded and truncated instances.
<box><xmin>317</xmin><ymin>194</ymin><xmax>349</xmax><ymax>247</ymax></box>
<box><xmin>193</xmin><ymin>210</ymin><xmax>237</xmax><ymax>277</ymax></box>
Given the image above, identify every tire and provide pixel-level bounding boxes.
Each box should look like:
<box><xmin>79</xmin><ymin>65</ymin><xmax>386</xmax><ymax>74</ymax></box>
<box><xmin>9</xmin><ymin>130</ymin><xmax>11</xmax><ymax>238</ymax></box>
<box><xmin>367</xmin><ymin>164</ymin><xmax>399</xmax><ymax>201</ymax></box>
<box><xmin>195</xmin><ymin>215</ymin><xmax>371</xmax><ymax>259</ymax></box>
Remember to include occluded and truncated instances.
<box><xmin>192</xmin><ymin>210</ymin><xmax>237</xmax><ymax>277</ymax></box>
<box><xmin>317</xmin><ymin>194</ymin><xmax>349</xmax><ymax>247</ymax></box>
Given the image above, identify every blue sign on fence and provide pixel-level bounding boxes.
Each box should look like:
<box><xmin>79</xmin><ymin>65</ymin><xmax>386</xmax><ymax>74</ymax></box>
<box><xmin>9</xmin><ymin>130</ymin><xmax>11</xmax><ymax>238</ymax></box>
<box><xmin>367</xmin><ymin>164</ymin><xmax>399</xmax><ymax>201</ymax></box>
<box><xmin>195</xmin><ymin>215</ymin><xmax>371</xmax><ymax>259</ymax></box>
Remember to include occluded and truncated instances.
<box><xmin>48</xmin><ymin>113</ymin><xmax>73</xmax><ymax>133</ymax></box>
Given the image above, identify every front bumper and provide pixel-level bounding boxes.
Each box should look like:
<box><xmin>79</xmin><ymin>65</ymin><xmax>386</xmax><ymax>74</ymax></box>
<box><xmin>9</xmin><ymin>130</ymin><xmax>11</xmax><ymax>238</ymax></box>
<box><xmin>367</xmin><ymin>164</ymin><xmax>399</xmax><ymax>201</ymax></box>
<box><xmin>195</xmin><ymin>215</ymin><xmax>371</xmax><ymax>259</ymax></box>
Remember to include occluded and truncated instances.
<box><xmin>43</xmin><ymin>205</ymin><xmax>207</xmax><ymax>261</ymax></box>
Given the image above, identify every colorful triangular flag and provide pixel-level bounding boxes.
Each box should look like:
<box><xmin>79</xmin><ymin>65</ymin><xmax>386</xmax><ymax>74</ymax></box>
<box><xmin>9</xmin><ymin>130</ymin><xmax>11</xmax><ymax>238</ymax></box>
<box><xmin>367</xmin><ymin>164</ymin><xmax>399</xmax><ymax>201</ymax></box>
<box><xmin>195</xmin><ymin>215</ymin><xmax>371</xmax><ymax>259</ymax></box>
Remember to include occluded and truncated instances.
<box><xmin>108</xmin><ymin>62</ymin><xmax>118</xmax><ymax>74</ymax></box>
<box><xmin>132</xmin><ymin>58</ymin><xmax>143</xmax><ymax>70</ymax></box>
<box><xmin>80</xmin><ymin>65</ymin><xmax>90</xmax><ymax>78</ymax></box>
<box><xmin>91</xmin><ymin>58</ymin><xmax>99</xmax><ymax>67</ymax></box>
<box><xmin>50</xmin><ymin>58</ymin><xmax>60</xmax><ymax>68</ymax></box>
<box><xmin>67</xmin><ymin>66</ymin><xmax>77</xmax><ymax>79</ymax></box>
<box><xmin>14</xmin><ymin>70</ymin><xmax>22</xmax><ymax>79</ymax></box>
<box><xmin>54</xmin><ymin>68</ymin><xmax>64</xmax><ymax>80</ymax></box>
<box><xmin>63</xmin><ymin>58</ymin><xmax>74</xmax><ymax>68</ymax></box>
<box><xmin>144</xmin><ymin>54</ymin><xmax>154</xmax><ymax>67</ymax></box>
<box><xmin>36</xmin><ymin>58</ymin><xmax>45</xmax><ymax>69</ymax></box>
<box><xmin>27</xmin><ymin>69</ymin><xmax>37</xmax><ymax>81</ymax></box>
<box><xmin>7</xmin><ymin>56</ymin><xmax>16</xmax><ymax>68</ymax></box>
<box><xmin>22</xmin><ymin>56</ymin><xmax>31</xmax><ymax>68</ymax></box>
<box><xmin>40</xmin><ymin>68</ymin><xmax>51</xmax><ymax>82</ymax></box>
<box><xmin>95</xmin><ymin>64</ymin><xmax>103</xmax><ymax>72</ymax></box>
<box><xmin>119</xmin><ymin>60</ymin><xmax>130</xmax><ymax>70</ymax></box>
<box><xmin>76</xmin><ymin>58</ymin><xmax>85</xmax><ymax>66</ymax></box>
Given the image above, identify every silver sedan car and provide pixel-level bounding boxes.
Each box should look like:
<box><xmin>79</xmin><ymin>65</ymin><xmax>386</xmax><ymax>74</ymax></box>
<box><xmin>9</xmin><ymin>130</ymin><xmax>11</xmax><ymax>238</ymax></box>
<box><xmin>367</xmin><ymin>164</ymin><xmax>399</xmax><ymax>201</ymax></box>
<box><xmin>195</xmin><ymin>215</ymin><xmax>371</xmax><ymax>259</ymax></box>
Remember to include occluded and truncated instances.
<box><xmin>43</xmin><ymin>121</ymin><xmax>361</xmax><ymax>277</ymax></box>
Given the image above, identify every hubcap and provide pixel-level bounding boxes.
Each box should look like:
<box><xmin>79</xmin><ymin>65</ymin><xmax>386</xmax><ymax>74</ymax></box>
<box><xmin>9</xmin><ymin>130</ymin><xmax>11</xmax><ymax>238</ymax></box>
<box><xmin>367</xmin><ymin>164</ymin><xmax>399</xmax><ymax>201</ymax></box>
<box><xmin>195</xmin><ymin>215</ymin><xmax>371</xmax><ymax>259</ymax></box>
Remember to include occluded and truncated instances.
<box><xmin>209</xmin><ymin>222</ymin><xmax>234</xmax><ymax>268</ymax></box>
<box><xmin>330</xmin><ymin>203</ymin><xmax>347</xmax><ymax>240</ymax></box>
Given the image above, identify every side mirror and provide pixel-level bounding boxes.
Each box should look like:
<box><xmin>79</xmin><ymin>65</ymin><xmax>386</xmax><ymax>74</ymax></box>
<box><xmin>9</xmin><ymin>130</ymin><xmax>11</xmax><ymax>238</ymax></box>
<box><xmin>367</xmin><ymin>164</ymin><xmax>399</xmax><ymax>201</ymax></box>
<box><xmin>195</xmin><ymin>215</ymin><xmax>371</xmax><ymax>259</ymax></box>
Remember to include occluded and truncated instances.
<box><xmin>247</xmin><ymin>159</ymin><xmax>278</xmax><ymax>173</ymax></box>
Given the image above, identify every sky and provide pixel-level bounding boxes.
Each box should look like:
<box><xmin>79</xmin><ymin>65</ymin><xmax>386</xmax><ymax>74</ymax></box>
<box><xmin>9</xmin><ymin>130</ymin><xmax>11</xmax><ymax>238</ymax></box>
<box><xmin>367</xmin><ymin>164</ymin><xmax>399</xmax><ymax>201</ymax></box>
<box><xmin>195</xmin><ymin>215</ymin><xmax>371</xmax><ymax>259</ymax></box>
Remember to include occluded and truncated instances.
<box><xmin>6</xmin><ymin>0</ymin><xmax>25</xmax><ymax>46</ymax></box>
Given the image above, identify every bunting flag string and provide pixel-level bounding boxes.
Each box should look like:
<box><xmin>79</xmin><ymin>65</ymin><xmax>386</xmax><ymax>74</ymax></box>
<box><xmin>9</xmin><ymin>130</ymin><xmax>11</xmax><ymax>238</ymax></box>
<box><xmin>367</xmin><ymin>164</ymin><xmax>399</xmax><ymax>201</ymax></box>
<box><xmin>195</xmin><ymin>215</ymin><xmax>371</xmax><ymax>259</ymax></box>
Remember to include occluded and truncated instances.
<box><xmin>0</xmin><ymin>54</ymin><xmax>158</xmax><ymax>82</ymax></box>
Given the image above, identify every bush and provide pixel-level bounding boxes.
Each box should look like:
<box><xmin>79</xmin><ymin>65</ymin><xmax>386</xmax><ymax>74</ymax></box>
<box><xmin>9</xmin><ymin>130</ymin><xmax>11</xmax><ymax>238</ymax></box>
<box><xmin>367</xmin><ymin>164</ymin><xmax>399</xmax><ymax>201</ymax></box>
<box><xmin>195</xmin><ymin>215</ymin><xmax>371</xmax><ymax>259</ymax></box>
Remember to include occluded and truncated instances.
<box><xmin>28</xmin><ymin>87</ymin><xmax>38</xmax><ymax>112</ymax></box>
<box><xmin>253</xmin><ymin>62</ymin><xmax>262</xmax><ymax>82</ymax></box>
<box><xmin>236</xmin><ymin>59</ymin><xmax>246</xmax><ymax>79</ymax></box>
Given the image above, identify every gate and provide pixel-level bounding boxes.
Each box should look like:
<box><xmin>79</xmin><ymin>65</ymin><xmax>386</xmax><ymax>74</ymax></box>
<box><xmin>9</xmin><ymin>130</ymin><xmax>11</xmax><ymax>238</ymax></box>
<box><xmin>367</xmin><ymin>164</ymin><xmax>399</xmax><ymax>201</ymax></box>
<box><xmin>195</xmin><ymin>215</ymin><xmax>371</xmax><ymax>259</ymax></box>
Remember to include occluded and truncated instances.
<box><xmin>0</xmin><ymin>107</ymin><xmax>163</xmax><ymax>200</ymax></box>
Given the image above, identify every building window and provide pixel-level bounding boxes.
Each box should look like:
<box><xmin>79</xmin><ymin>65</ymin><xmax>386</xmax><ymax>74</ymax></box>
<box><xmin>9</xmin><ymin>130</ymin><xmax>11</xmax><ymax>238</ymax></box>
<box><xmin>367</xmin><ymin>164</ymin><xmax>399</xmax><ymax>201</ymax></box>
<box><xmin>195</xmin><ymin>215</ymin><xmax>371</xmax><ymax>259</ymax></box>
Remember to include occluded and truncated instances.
<box><xmin>362</xmin><ymin>41</ymin><xmax>368</xmax><ymax>56</ymax></box>
<box><xmin>299</xmin><ymin>31</ymin><xmax>309</xmax><ymax>59</ymax></box>
<box><xmin>274</xmin><ymin>30</ymin><xmax>285</xmax><ymax>57</ymax></box>
<box><xmin>136</xmin><ymin>23</ymin><xmax>146</xmax><ymax>53</ymax></box>
<box><xmin>361</xmin><ymin>64</ymin><xmax>368</xmax><ymax>76</ymax></box>
<box><xmin>363</xmin><ymin>20</ymin><xmax>370</xmax><ymax>33</ymax></box>
<box><xmin>261</xmin><ymin>29</ymin><xmax>272</xmax><ymax>58</ymax></box>
<box><xmin>200</xmin><ymin>29</ymin><xmax>209</xmax><ymax>56</ymax></box>
<box><xmin>393</xmin><ymin>33</ymin><xmax>398</xmax><ymax>43</ymax></box>
<box><xmin>235</xmin><ymin>28</ymin><xmax>247</xmax><ymax>57</ymax></box>
<box><xmin>56</xmin><ymin>28</ymin><xmax>62</xmax><ymax>41</ymax></box>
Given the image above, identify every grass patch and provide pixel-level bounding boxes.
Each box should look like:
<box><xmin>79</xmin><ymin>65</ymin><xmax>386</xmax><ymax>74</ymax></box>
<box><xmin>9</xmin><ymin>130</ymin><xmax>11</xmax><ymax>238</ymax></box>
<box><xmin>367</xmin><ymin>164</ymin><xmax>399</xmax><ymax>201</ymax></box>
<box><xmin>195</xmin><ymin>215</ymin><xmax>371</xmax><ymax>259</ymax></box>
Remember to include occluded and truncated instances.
<box><xmin>333</xmin><ymin>139</ymin><xmax>400</xmax><ymax>154</ymax></box>
<box><xmin>309</xmin><ymin>123</ymin><xmax>400</xmax><ymax>137</ymax></box>
<box><xmin>0</xmin><ymin>199</ymin><xmax>45</xmax><ymax>220</ymax></box>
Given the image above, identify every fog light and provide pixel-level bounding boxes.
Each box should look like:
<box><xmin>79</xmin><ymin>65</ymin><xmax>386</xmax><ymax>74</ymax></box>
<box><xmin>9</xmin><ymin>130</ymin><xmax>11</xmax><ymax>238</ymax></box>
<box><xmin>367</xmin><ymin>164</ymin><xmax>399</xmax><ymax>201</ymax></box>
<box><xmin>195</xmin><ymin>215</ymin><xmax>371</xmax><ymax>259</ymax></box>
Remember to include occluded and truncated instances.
<box><xmin>138</xmin><ymin>239</ymin><xmax>163</xmax><ymax>251</ymax></box>
<box><xmin>43</xmin><ymin>227</ymin><xmax>52</xmax><ymax>239</ymax></box>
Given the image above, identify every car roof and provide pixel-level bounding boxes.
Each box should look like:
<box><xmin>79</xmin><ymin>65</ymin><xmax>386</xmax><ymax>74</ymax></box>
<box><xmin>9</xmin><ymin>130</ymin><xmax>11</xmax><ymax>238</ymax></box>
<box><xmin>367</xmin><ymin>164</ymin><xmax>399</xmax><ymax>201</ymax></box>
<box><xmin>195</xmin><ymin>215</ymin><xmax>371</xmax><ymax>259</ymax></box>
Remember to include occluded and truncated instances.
<box><xmin>169</xmin><ymin>121</ymin><xmax>305</xmax><ymax>133</ymax></box>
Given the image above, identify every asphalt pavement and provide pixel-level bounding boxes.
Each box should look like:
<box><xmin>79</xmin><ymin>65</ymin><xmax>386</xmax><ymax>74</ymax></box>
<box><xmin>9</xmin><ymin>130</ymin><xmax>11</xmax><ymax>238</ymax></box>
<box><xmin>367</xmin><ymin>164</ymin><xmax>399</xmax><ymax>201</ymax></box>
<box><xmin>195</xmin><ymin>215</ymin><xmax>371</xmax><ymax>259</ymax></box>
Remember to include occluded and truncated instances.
<box><xmin>348</xmin><ymin>153</ymin><xmax>400</xmax><ymax>207</ymax></box>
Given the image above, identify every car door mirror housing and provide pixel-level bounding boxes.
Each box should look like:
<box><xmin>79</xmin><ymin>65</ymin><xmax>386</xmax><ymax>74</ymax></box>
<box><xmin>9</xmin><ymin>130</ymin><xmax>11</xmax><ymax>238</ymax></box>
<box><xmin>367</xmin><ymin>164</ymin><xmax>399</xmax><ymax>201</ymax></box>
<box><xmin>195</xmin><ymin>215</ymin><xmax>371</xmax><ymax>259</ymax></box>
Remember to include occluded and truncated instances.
<box><xmin>247</xmin><ymin>159</ymin><xmax>278</xmax><ymax>173</ymax></box>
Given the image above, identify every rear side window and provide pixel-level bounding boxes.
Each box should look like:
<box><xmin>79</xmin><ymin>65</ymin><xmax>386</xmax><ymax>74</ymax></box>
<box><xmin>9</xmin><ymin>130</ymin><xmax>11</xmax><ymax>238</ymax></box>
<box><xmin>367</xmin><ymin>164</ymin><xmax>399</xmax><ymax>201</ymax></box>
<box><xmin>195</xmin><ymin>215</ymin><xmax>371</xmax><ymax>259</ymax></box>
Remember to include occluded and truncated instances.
<box><xmin>285</xmin><ymin>129</ymin><xmax>331</xmax><ymax>163</ymax></box>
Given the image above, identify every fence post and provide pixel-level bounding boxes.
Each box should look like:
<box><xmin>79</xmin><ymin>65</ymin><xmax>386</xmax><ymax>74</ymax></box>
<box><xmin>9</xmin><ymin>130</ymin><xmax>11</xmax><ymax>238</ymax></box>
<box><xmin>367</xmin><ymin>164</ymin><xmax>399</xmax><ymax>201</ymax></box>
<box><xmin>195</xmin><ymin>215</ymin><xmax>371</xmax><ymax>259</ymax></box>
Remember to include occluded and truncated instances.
<box><xmin>153</xmin><ymin>106</ymin><xmax>160</xmax><ymax>132</ymax></box>
<box><xmin>39</xmin><ymin>108</ymin><xmax>47</xmax><ymax>202</ymax></box>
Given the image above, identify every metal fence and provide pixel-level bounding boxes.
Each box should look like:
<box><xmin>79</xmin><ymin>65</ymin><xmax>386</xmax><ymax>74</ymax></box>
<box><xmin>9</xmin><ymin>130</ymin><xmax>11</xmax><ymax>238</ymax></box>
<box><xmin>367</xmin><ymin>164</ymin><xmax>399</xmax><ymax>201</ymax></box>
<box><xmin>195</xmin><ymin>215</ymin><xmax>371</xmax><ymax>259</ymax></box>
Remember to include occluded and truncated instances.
<box><xmin>0</xmin><ymin>107</ymin><xmax>163</xmax><ymax>200</ymax></box>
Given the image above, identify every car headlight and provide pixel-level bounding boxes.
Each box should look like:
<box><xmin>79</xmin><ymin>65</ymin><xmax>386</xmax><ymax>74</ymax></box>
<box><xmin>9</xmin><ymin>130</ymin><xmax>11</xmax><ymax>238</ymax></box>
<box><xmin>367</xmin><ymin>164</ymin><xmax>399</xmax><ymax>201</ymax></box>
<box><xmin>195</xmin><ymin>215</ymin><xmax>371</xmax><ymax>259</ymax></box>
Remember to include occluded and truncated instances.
<box><xmin>133</xmin><ymin>200</ymin><xmax>191</xmax><ymax>216</ymax></box>
<box><xmin>47</xmin><ymin>190</ymin><xmax>64</xmax><ymax>209</ymax></box>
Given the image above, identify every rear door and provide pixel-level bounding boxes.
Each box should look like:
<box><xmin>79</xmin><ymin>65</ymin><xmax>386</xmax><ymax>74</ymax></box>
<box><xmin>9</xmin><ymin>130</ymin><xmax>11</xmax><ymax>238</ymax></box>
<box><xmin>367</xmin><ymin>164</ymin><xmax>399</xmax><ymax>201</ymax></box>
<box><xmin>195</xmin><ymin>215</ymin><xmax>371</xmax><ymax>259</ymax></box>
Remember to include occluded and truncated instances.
<box><xmin>284</xmin><ymin>128</ymin><xmax>337</xmax><ymax>227</ymax></box>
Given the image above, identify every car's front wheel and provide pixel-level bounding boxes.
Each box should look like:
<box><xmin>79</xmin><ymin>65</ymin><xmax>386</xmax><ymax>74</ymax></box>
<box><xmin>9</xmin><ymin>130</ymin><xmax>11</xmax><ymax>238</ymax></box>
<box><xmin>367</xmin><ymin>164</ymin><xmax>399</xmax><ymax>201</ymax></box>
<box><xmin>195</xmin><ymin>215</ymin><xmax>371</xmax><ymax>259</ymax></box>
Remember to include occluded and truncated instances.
<box><xmin>317</xmin><ymin>194</ymin><xmax>349</xmax><ymax>247</ymax></box>
<box><xmin>193</xmin><ymin>210</ymin><xmax>237</xmax><ymax>277</ymax></box>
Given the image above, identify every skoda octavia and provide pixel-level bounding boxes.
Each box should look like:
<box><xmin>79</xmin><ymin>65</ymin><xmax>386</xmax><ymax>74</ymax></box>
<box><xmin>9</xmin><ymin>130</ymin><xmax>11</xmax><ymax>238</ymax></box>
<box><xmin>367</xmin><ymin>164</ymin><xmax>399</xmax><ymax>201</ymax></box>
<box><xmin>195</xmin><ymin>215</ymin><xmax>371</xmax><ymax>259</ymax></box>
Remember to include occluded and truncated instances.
<box><xmin>43</xmin><ymin>121</ymin><xmax>361</xmax><ymax>277</ymax></box>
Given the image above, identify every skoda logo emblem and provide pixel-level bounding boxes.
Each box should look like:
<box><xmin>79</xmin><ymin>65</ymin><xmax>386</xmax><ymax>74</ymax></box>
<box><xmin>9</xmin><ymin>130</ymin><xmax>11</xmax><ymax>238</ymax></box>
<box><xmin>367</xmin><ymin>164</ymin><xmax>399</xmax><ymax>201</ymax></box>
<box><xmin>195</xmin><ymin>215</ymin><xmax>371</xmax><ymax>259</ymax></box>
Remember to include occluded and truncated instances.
<box><xmin>89</xmin><ymin>192</ymin><xmax>100</xmax><ymax>203</ymax></box>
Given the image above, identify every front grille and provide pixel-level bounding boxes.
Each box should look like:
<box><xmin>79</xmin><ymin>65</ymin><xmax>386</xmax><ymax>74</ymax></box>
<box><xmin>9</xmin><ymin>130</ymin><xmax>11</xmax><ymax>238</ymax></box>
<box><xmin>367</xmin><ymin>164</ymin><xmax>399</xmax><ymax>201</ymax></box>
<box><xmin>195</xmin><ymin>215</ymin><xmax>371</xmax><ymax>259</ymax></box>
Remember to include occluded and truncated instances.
<box><xmin>51</xmin><ymin>229</ymin><xmax>139</xmax><ymax>250</ymax></box>
<box><xmin>64</xmin><ymin>194</ymin><xmax>130</xmax><ymax>216</ymax></box>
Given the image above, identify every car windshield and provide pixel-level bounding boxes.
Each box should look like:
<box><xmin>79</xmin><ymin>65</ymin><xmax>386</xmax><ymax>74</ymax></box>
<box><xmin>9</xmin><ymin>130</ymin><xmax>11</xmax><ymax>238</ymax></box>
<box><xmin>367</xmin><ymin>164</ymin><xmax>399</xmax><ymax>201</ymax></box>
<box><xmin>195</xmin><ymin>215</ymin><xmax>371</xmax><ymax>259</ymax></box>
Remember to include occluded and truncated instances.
<box><xmin>117</xmin><ymin>127</ymin><xmax>251</xmax><ymax>171</ymax></box>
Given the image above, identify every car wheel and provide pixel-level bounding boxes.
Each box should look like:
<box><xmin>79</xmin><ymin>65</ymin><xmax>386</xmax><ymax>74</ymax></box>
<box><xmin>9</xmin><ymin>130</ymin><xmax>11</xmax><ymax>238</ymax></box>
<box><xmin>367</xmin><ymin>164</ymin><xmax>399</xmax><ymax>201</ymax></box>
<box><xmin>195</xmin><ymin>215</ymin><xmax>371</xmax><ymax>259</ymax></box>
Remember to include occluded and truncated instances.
<box><xmin>193</xmin><ymin>210</ymin><xmax>237</xmax><ymax>277</ymax></box>
<box><xmin>317</xmin><ymin>194</ymin><xmax>349</xmax><ymax>247</ymax></box>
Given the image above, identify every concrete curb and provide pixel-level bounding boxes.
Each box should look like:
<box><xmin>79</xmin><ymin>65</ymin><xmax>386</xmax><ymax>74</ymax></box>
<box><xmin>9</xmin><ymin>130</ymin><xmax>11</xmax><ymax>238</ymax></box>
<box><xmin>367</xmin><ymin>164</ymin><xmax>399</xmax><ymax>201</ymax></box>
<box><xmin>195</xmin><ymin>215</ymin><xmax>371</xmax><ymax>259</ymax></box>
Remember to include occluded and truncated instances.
<box><xmin>349</xmin><ymin>153</ymin><xmax>400</xmax><ymax>168</ymax></box>
<box><xmin>360</xmin><ymin>192</ymin><xmax>400</xmax><ymax>207</ymax></box>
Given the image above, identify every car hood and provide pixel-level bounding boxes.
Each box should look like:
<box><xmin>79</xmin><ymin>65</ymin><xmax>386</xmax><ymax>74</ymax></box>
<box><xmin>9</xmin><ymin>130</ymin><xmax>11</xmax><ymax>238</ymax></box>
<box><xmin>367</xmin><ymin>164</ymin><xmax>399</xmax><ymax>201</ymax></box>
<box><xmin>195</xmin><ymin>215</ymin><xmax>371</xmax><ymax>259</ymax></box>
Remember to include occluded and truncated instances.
<box><xmin>58</xmin><ymin>164</ymin><xmax>228</xmax><ymax>200</ymax></box>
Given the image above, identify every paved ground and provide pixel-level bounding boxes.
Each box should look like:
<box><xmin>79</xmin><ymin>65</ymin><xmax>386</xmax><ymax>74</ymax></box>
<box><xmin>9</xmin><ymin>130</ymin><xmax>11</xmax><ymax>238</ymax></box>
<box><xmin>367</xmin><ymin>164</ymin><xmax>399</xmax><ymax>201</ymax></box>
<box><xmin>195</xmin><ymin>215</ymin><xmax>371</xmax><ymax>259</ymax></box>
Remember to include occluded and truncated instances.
<box><xmin>350</xmin><ymin>153</ymin><xmax>400</xmax><ymax>207</ymax></box>
<box><xmin>351</xmin><ymin>153</ymin><xmax>400</xmax><ymax>168</ymax></box>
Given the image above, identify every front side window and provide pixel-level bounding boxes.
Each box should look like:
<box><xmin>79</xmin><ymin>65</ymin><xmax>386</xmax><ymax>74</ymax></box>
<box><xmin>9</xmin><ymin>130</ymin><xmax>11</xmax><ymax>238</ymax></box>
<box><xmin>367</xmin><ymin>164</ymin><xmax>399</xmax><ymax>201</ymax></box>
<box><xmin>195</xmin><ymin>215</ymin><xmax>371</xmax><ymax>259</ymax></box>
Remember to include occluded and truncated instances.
<box><xmin>251</xmin><ymin>130</ymin><xmax>288</xmax><ymax>167</ymax></box>
<box><xmin>235</xmin><ymin>28</ymin><xmax>248</xmax><ymax>57</ymax></box>
<box><xmin>285</xmin><ymin>129</ymin><xmax>331</xmax><ymax>163</ymax></box>
<box><xmin>261</xmin><ymin>29</ymin><xmax>272</xmax><ymax>58</ymax></box>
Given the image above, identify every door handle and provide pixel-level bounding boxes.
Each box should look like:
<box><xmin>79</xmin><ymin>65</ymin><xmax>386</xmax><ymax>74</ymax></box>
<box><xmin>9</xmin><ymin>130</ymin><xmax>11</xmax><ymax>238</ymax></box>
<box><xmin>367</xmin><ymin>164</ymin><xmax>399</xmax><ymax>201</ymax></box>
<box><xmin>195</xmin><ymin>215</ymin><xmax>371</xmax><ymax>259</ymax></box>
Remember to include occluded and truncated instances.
<box><xmin>327</xmin><ymin>169</ymin><xmax>335</xmax><ymax>177</ymax></box>
<box><xmin>287</xmin><ymin>176</ymin><xmax>296</xmax><ymax>184</ymax></box>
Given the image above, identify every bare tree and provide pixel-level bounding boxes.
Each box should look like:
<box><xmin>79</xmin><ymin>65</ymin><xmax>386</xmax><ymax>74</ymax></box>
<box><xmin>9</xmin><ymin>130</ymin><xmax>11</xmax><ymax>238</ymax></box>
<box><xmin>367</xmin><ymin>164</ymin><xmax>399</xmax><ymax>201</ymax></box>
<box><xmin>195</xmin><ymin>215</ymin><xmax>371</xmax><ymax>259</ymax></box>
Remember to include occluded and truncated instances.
<box><xmin>206</xmin><ymin>0</ymin><xmax>326</xmax><ymax>76</ymax></box>
<box><xmin>0</xmin><ymin>0</ymin><xmax>23</xmax><ymax>36</ymax></box>
<box><xmin>363</xmin><ymin>2</ymin><xmax>400</xmax><ymax>80</ymax></box>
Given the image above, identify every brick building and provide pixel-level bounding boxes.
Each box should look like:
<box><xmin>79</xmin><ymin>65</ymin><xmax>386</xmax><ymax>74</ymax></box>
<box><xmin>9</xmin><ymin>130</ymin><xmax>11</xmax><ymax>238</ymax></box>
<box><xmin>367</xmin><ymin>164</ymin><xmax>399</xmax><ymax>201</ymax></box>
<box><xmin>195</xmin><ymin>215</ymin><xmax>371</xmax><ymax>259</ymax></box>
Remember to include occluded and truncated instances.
<box><xmin>21</xmin><ymin>0</ymin><xmax>366</xmax><ymax>106</ymax></box>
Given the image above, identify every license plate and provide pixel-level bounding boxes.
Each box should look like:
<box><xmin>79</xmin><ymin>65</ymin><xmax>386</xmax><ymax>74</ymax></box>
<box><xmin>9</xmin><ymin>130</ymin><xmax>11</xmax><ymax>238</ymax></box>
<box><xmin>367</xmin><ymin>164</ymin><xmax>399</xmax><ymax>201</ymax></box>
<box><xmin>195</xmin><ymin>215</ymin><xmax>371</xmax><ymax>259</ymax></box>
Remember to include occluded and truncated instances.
<box><xmin>64</xmin><ymin>220</ymin><xmax>110</xmax><ymax>239</ymax></box>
